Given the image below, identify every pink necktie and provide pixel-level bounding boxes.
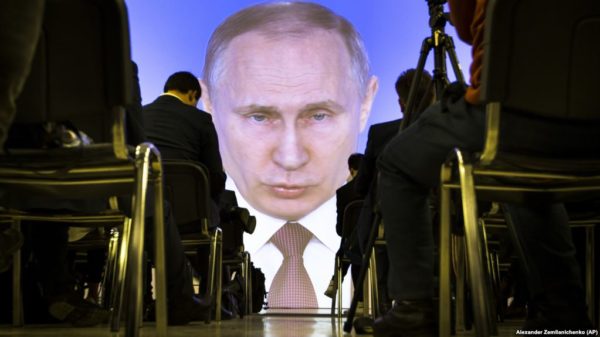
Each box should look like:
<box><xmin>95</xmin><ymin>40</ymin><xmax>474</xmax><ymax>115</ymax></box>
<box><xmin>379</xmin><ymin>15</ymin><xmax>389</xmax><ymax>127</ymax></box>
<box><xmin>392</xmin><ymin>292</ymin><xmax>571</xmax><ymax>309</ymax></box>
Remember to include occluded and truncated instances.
<box><xmin>267</xmin><ymin>222</ymin><xmax>318</xmax><ymax>308</ymax></box>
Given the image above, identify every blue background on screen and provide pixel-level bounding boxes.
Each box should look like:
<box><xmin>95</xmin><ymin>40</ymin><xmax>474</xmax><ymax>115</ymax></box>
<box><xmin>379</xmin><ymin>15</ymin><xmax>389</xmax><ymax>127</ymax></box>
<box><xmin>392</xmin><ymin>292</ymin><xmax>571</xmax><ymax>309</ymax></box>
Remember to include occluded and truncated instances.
<box><xmin>125</xmin><ymin>0</ymin><xmax>472</xmax><ymax>152</ymax></box>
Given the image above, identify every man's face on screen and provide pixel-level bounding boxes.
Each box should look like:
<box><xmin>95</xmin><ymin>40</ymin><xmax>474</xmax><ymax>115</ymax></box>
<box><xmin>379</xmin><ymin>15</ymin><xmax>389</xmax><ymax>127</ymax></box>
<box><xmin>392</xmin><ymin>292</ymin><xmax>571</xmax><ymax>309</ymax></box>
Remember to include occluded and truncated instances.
<box><xmin>204</xmin><ymin>29</ymin><xmax>374</xmax><ymax>220</ymax></box>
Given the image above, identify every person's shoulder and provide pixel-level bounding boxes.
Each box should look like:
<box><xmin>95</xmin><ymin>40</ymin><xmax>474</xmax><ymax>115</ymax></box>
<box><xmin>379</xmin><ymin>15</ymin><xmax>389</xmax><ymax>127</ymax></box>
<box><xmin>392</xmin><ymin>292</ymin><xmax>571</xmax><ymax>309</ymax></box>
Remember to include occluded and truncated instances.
<box><xmin>370</xmin><ymin>119</ymin><xmax>402</xmax><ymax>131</ymax></box>
<box><xmin>197</xmin><ymin>108</ymin><xmax>213</xmax><ymax>118</ymax></box>
<box><xmin>190</xmin><ymin>108</ymin><xmax>214</xmax><ymax>122</ymax></box>
<box><xmin>141</xmin><ymin>96</ymin><xmax>166</xmax><ymax>112</ymax></box>
<box><xmin>367</xmin><ymin>119</ymin><xmax>401</xmax><ymax>139</ymax></box>
<box><xmin>184</xmin><ymin>108</ymin><xmax>216</xmax><ymax>134</ymax></box>
<box><xmin>144</xmin><ymin>95</ymin><xmax>178</xmax><ymax>108</ymax></box>
<box><xmin>337</xmin><ymin>180</ymin><xmax>361</xmax><ymax>203</ymax></box>
<box><xmin>337</xmin><ymin>179</ymin><xmax>357</xmax><ymax>196</ymax></box>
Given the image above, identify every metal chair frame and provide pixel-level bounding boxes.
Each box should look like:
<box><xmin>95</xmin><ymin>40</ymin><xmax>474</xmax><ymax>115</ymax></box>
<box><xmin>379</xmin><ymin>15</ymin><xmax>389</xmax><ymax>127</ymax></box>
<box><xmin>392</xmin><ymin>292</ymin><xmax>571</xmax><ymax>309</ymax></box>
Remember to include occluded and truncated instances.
<box><xmin>439</xmin><ymin>0</ymin><xmax>600</xmax><ymax>335</ymax></box>
<box><xmin>162</xmin><ymin>160</ymin><xmax>224</xmax><ymax>321</ymax></box>
<box><xmin>1</xmin><ymin>144</ymin><xmax>167</xmax><ymax>337</ymax></box>
<box><xmin>0</xmin><ymin>1</ymin><xmax>168</xmax><ymax>336</ymax></box>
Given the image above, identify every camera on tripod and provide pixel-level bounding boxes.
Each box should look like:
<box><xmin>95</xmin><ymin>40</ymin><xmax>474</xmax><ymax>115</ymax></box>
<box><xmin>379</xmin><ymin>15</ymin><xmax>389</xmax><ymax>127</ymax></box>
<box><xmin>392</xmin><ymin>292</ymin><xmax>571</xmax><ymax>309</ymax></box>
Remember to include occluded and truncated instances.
<box><xmin>426</xmin><ymin>0</ymin><xmax>450</xmax><ymax>29</ymax></box>
<box><xmin>220</xmin><ymin>205</ymin><xmax>256</xmax><ymax>234</ymax></box>
<box><xmin>427</xmin><ymin>0</ymin><xmax>447</xmax><ymax>5</ymax></box>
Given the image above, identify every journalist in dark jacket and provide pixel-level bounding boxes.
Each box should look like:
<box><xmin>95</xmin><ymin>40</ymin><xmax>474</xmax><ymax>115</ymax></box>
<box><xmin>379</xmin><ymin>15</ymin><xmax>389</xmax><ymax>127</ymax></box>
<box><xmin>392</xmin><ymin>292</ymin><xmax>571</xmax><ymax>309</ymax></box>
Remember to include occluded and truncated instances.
<box><xmin>144</xmin><ymin>71</ymin><xmax>226</xmax><ymax>203</ymax></box>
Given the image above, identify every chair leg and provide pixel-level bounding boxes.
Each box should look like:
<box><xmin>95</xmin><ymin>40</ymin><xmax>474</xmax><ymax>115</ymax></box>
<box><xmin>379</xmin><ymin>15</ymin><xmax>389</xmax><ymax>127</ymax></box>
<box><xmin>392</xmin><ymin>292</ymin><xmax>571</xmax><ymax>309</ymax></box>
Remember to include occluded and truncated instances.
<box><xmin>343</xmin><ymin>211</ymin><xmax>381</xmax><ymax>333</ymax></box>
<box><xmin>152</xmin><ymin>162</ymin><xmax>168</xmax><ymax>337</ymax></box>
<box><xmin>457</xmin><ymin>158</ymin><xmax>495</xmax><ymax>337</ymax></box>
<box><xmin>369</xmin><ymin>246</ymin><xmax>380</xmax><ymax>318</ymax></box>
<box><xmin>240</xmin><ymin>253</ymin><xmax>247</xmax><ymax>315</ymax></box>
<box><xmin>111</xmin><ymin>218</ymin><xmax>132</xmax><ymax>333</ymax></box>
<box><xmin>216</xmin><ymin>229</ymin><xmax>223</xmax><ymax>322</ymax></box>
<box><xmin>102</xmin><ymin>228</ymin><xmax>116</xmax><ymax>308</ymax></box>
<box><xmin>125</xmin><ymin>180</ymin><xmax>147</xmax><ymax>337</ymax></box>
<box><xmin>481</xmin><ymin>219</ymin><xmax>502</xmax><ymax>322</ymax></box>
<box><xmin>244</xmin><ymin>252</ymin><xmax>252</xmax><ymax>315</ymax></box>
<box><xmin>125</xmin><ymin>143</ymin><xmax>166</xmax><ymax>337</ymax></box>
<box><xmin>439</xmin><ymin>177</ymin><xmax>452</xmax><ymax>337</ymax></box>
<box><xmin>102</xmin><ymin>227</ymin><xmax>118</xmax><ymax>308</ymax></box>
<box><xmin>585</xmin><ymin>226</ymin><xmax>595</xmax><ymax>325</ymax></box>
<box><xmin>205</xmin><ymin>230</ymin><xmax>216</xmax><ymax>323</ymax></box>
<box><xmin>11</xmin><ymin>220</ymin><xmax>23</xmax><ymax>327</ymax></box>
<box><xmin>336</xmin><ymin>256</ymin><xmax>343</xmax><ymax>320</ymax></box>
<box><xmin>363</xmin><ymin>262</ymin><xmax>373</xmax><ymax>318</ymax></box>
<box><xmin>330</xmin><ymin>257</ymin><xmax>337</xmax><ymax>317</ymax></box>
<box><xmin>452</xmin><ymin>234</ymin><xmax>466</xmax><ymax>332</ymax></box>
<box><xmin>206</xmin><ymin>228</ymin><xmax>223</xmax><ymax>322</ymax></box>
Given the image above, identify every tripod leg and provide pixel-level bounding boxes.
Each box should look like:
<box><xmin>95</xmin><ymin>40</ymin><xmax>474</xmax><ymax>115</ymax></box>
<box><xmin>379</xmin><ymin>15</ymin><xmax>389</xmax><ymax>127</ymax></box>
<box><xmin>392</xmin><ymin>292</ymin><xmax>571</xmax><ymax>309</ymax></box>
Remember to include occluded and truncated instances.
<box><xmin>432</xmin><ymin>31</ymin><xmax>451</xmax><ymax>99</ymax></box>
<box><xmin>343</xmin><ymin>210</ymin><xmax>382</xmax><ymax>333</ymax></box>
<box><xmin>443</xmin><ymin>35</ymin><xmax>466</xmax><ymax>85</ymax></box>
<box><xmin>402</xmin><ymin>37</ymin><xmax>434</xmax><ymax>130</ymax></box>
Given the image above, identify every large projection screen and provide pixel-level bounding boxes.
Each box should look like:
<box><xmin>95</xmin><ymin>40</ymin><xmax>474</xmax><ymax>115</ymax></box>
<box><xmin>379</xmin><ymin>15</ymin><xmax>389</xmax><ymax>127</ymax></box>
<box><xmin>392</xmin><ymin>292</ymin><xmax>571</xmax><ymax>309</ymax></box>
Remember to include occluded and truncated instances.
<box><xmin>127</xmin><ymin>0</ymin><xmax>472</xmax><ymax>309</ymax></box>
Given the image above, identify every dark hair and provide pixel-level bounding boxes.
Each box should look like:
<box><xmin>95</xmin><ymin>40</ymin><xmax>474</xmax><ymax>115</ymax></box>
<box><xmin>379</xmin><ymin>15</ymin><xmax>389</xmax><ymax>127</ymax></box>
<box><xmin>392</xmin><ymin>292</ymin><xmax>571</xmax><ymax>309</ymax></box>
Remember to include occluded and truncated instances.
<box><xmin>347</xmin><ymin>153</ymin><xmax>364</xmax><ymax>171</ymax></box>
<box><xmin>163</xmin><ymin>71</ymin><xmax>201</xmax><ymax>99</ymax></box>
<box><xmin>395</xmin><ymin>69</ymin><xmax>434</xmax><ymax>113</ymax></box>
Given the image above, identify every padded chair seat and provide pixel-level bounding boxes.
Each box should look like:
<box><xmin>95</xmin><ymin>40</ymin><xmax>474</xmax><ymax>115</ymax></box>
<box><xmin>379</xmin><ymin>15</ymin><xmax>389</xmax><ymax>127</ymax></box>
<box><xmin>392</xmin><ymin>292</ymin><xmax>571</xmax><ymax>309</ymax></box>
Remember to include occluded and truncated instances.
<box><xmin>0</xmin><ymin>144</ymin><xmax>135</xmax><ymax>171</ymax></box>
<box><xmin>482</xmin><ymin>152</ymin><xmax>600</xmax><ymax>176</ymax></box>
<box><xmin>449</xmin><ymin>151</ymin><xmax>600</xmax><ymax>204</ymax></box>
<box><xmin>0</xmin><ymin>145</ymin><xmax>138</xmax><ymax>199</ymax></box>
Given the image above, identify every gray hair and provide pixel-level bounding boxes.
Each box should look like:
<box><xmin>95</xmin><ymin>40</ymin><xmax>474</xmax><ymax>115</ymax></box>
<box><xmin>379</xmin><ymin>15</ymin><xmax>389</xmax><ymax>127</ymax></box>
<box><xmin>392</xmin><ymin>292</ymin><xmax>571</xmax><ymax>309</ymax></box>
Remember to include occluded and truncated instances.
<box><xmin>203</xmin><ymin>1</ymin><xmax>371</xmax><ymax>96</ymax></box>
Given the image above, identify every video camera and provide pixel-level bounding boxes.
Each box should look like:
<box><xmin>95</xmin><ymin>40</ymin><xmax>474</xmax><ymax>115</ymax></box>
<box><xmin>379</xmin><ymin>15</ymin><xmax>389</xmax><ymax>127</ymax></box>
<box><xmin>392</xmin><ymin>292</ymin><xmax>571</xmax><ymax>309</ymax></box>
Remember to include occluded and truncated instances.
<box><xmin>220</xmin><ymin>206</ymin><xmax>256</xmax><ymax>235</ymax></box>
<box><xmin>427</xmin><ymin>0</ymin><xmax>446</xmax><ymax>5</ymax></box>
<box><xmin>426</xmin><ymin>0</ymin><xmax>450</xmax><ymax>29</ymax></box>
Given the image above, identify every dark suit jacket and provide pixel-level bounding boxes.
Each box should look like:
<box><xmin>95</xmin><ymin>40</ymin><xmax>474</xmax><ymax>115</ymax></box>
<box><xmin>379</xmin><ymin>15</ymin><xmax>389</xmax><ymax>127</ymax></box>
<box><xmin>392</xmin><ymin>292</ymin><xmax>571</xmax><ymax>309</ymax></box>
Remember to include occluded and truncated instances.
<box><xmin>355</xmin><ymin>119</ymin><xmax>402</xmax><ymax>198</ymax></box>
<box><xmin>143</xmin><ymin>95</ymin><xmax>225</xmax><ymax>202</ymax></box>
<box><xmin>335</xmin><ymin>179</ymin><xmax>362</xmax><ymax>237</ymax></box>
<box><xmin>353</xmin><ymin>119</ymin><xmax>402</xmax><ymax>252</ymax></box>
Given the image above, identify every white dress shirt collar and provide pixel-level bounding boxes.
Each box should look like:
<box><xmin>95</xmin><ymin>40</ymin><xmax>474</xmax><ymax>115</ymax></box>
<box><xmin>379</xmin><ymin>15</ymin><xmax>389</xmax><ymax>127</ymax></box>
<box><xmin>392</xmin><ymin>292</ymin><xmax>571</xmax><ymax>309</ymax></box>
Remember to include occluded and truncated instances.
<box><xmin>159</xmin><ymin>92</ymin><xmax>185</xmax><ymax>103</ymax></box>
<box><xmin>226</xmin><ymin>179</ymin><xmax>338</xmax><ymax>255</ymax></box>
<box><xmin>226</xmin><ymin>178</ymin><xmax>349</xmax><ymax>308</ymax></box>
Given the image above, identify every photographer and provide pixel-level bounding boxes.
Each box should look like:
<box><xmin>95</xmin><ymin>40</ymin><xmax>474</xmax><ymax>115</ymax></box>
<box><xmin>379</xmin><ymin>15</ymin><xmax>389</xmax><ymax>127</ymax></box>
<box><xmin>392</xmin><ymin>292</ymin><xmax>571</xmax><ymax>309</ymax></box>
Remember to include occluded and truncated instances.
<box><xmin>373</xmin><ymin>0</ymin><xmax>596</xmax><ymax>336</ymax></box>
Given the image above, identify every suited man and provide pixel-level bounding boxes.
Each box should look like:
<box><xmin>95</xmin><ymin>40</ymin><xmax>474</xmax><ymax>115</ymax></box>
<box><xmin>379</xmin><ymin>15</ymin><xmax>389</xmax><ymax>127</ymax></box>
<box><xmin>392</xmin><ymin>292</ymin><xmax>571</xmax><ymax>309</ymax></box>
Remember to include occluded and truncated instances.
<box><xmin>144</xmin><ymin>71</ymin><xmax>226</xmax><ymax>204</ymax></box>
<box><xmin>144</xmin><ymin>71</ymin><xmax>226</xmax><ymax>304</ymax></box>
<box><xmin>349</xmin><ymin>69</ymin><xmax>434</xmax><ymax>317</ymax></box>
<box><xmin>324</xmin><ymin>153</ymin><xmax>364</xmax><ymax>298</ymax></box>
<box><xmin>336</xmin><ymin>153</ymin><xmax>365</xmax><ymax>237</ymax></box>
<box><xmin>355</xmin><ymin>69</ymin><xmax>434</xmax><ymax>251</ymax></box>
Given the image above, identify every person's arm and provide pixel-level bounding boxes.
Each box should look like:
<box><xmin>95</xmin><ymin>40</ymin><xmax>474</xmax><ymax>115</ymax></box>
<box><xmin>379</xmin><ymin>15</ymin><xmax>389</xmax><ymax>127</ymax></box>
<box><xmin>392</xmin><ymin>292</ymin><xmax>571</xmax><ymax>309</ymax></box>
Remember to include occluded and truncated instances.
<box><xmin>448</xmin><ymin>0</ymin><xmax>477</xmax><ymax>44</ymax></box>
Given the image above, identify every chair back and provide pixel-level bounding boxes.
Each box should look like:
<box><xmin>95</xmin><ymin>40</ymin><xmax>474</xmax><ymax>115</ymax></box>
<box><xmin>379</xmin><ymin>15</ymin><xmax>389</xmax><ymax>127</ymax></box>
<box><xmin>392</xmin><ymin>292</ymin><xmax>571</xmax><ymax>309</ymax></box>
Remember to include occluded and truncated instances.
<box><xmin>163</xmin><ymin>160</ymin><xmax>212</xmax><ymax>234</ymax></box>
<box><xmin>12</xmin><ymin>0</ymin><xmax>132</xmax><ymax>153</ymax></box>
<box><xmin>342</xmin><ymin>199</ymin><xmax>364</xmax><ymax>239</ymax></box>
<box><xmin>480</xmin><ymin>0</ymin><xmax>600</xmax><ymax>120</ymax></box>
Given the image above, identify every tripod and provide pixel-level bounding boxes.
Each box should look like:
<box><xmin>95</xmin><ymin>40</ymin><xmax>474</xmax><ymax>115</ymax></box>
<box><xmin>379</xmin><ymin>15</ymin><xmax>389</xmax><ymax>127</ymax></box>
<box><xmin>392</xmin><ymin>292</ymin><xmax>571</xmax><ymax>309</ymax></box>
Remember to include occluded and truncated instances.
<box><xmin>401</xmin><ymin>0</ymin><xmax>465</xmax><ymax>130</ymax></box>
<box><xmin>343</xmin><ymin>1</ymin><xmax>466</xmax><ymax>333</ymax></box>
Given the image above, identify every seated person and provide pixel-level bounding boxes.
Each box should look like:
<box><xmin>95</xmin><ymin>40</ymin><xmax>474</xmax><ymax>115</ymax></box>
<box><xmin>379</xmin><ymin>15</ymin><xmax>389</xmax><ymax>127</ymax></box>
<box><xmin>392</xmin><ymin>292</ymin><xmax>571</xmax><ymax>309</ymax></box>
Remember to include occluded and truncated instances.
<box><xmin>350</xmin><ymin>69</ymin><xmax>434</xmax><ymax>318</ymax></box>
<box><xmin>354</xmin><ymin>68</ymin><xmax>434</xmax><ymax>253</ymax></box>
<box><xmin>143</xmin><ymin>71</ymin><xmax>228</xmax><ymax>301</ymax></box>
<box><xmin>143</xmin><ymin>71</ymin><xmax>226</xmax><ymax>212</ymax></box>
<box><xmin>324</xmin><ymin>153</ymin><xmax>364</xmax><ymax>298</ymax></box>
<box><xmin>1</xmin><ymin>62</ymin><xmax>211</xmax><ymax>326</ymax></box>
<box><xmin>373</xmin><ymin>1</ymin><xmax>597</xmax><ymax>336</ymax></box>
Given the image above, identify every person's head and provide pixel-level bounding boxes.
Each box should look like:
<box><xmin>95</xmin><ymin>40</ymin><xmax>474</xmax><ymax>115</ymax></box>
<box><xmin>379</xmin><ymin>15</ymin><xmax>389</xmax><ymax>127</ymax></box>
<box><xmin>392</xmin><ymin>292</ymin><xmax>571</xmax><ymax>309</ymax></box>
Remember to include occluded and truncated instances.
<box><xmin>164</xmin><ymin>71</ymin><xmax>201</xmax><ymax>107</ymax></box>
<box><xmin>201</xmin><ymin>2</ymin><xmax>378</xmax><ymax>221</ymax></box>
<box><xmin>347</xmin><ymin>153</ymin><xmax>364</xmax><ymax>180</ymax></box>
<box><xmin>395</xmin><ymin>69</ymin><xmax>434</xmax><ymax>114</ymax></box>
